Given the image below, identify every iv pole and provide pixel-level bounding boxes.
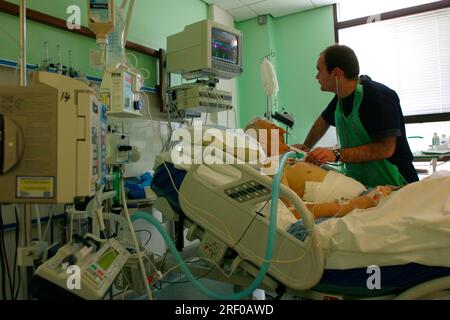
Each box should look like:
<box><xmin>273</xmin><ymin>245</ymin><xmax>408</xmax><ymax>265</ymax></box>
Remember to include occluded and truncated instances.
<box><xmin>19</xmin><ymin>0</ymin><xmax>33</xmax><ymax>300</ymax></box>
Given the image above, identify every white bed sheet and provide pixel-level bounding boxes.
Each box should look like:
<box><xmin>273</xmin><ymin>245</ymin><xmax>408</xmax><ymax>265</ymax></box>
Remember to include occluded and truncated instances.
<box><xmin>317</xmin><ymin>171</ymin><xmax>450</xmax><ymax>269</ymax></box>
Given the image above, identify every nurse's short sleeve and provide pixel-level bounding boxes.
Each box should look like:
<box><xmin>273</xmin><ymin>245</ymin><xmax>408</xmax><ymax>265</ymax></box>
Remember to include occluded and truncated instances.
<box><xmin>368</xmin><ymin>89</ymin><xmax>402</xmax><ymax>140</ymax></box>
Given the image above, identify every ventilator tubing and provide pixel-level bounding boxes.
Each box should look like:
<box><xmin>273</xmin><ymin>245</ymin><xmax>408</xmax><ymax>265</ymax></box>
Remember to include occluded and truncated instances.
<box><xmin>131</xmin><ymin>151</ymin><xmax>300</xmax><ymax>300</ymax></box>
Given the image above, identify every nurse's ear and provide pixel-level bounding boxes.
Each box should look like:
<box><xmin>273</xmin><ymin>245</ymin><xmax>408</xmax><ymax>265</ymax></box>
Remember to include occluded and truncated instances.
<box><xmin>332</xmin><ymin>68</ymin><xmax>343</xmax><ymax>80</ymax></box>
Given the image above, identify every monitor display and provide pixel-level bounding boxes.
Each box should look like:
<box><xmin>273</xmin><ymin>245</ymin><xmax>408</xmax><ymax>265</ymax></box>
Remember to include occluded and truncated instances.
<box><xmin>212</xmin><ymin>28</ymin><xmax>239</xmax><ymax>65</ymax></box>
<box><xmin>97</xmin><ymin>248</ymin><xmax>118</xmax><ymax>270</ymax></box>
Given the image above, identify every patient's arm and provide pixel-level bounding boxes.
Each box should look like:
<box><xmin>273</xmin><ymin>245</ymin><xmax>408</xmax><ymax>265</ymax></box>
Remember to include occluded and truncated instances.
<box><xmin>306</xmin><ymin>186</ymin><xmax>392</xmax><ymax>219</ymax></box>
<box><xmin>306</xmin><ymin>196</ymin><xmax>375</xmax><ymax>219</ymax></box>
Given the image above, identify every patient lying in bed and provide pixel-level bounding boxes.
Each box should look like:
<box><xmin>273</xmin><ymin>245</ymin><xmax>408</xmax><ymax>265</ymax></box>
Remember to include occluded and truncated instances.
<box><xmin>245</xmin><ymin>119</ymin><xmax>450</xmax><ymax>269</ymax></box>
<box><xmin>245</xmin><ymin>118</ymin><xmax>394</xmax><ymax>220</ymax></box>
<box><xmin>152</xmin><ymin>122</ymin><xmax>450</xmax><ymax>269</ymax></box>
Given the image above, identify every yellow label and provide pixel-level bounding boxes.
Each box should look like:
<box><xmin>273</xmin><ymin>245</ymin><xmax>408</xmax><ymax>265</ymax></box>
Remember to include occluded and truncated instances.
<box><xmin>17</xmin><ymin>177</ymin><xmax>54</xmax><ymax>198</ymax></box>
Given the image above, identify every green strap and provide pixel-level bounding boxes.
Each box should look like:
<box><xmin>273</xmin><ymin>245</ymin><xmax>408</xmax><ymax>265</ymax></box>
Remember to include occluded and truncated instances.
<box><xmin>335</xmin><ymin>82</ymin><xmax>407</xmax><ymax>187</ymax></box>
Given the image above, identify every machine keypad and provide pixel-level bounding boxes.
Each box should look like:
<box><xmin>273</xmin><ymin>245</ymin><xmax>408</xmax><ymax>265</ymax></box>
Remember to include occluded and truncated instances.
<box><xmin>225</xmin><ymin>181</ymin><xmax>270</xmax><ymax>203</ymax></box>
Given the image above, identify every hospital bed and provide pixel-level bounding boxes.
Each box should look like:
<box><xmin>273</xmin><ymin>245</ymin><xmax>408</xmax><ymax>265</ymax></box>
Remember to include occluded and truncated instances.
<box><xmin>150</xmin><ymin>156</ymin><xmax>450</xmax><ymax>300</ymax></box>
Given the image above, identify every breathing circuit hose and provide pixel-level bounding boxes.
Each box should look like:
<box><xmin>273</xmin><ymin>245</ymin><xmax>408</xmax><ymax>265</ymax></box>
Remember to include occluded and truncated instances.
<box><xmin>131</xmin><ymin>151</ymin><xmax>302</xmax><ymax>299</ymax></box>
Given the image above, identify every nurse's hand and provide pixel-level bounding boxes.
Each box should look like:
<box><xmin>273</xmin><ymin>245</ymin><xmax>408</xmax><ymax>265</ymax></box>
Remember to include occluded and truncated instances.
<box><xmin>305</xmin><ymin>148</ymin><xmax>335</xmax><ymax>165</ymax></box>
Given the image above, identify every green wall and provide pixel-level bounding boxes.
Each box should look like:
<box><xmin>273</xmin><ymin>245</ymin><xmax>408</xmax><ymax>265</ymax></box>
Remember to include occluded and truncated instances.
<box><xmin>236</xmin><ymin>15</ymin><xmax>276</xmax><ymax>127</ymax></box>
<box><xmin>1</xmin><ymin>0</ymin><xmax>207</xmax><ymax>87</ymax></box>
<box><xmin>237</xmin><ymin>5</ymin><xmax>335</xmax><ymax>142</ymax></box>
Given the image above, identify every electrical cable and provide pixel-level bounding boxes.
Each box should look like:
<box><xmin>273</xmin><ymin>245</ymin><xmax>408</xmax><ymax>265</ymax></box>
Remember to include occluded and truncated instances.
<box><xmin>139</xmin><ymin>68</ymin><xmax>151</xmax><ymax>80</ymax></box>
<box><xmin>11</xmin><ymin>206</ymin><xmax>17</xmax><ymax>300</ymax></box>
<box><xmin>143</xmin><ymin>91</ymin><xmax>164</xmax><ymax>151</ymax></box>
<box><xmin>119</xmin><ymin>174</ymin><xmax>153</xmax><ymax>300</ymax></box>
<box><xmin>13</xmin><ymin>206</ymin><xmax>20</xmax><ymax>300</ymax></box>
<box><xmin>126</xmin><ymin>52</ymin><xmax>138</xmax><ymax>68</ymax></box>
<box><xmin>134</xmin><ymin>229</ymin><xmax>152</xmax><ymax>247</ymax></box>
<box><xmin>160</xmin><ymin>265</ymin><xmax>215</xmax><ymax>285</ymax></box>
<box><xmin>42</xmin><ymin>205</ymin><xmax>54</xmax><ymax>241</ymax></box>
<box><xmin>0</xmin><ymin>205</ymin><xmax>13</xmax><ymax>299</ymax></box>
<box><xmin>0</xmin><ymin>205</ymin><xmax>6</xmax><ymax>299</ymax></box>
<box><xmin>34</xmin><ymin>204</ymin><xmax>42</xmax><ymax>240</ymax></box>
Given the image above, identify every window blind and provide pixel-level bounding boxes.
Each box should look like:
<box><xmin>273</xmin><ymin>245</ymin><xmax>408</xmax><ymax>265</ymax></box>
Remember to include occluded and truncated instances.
<box><xmin>339</xmin><ymin>7</ymin><xmax>450</xmax><ymax>116</ymax></box>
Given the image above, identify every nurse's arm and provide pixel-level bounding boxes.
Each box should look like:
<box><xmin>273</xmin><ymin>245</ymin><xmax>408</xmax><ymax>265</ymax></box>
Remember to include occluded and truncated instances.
<box><xmin>298</xmin><ymin>116</ymin><xmax>330</xmax><ymax>151</ymax></box>
<box><xmin>339</xmin><ymin>136</ymin><xmax>396</xmax><ymax>163</ymax></box>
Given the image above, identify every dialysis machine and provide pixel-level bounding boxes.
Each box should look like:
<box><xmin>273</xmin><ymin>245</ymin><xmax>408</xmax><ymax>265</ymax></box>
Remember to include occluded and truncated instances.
<box><xmin>0</xmin><ymin>0</ymin><xmax>155</xmax><ymax>301</ymax></box>
<box><xmin>0</xmin><ymin>71</ymin><xmax>131</xmax><ymax>300</ymax></box>
<box><xmin>0</xmin><ymin>72</ymin><xmax>108</xmax><ymax>204</ymax></box>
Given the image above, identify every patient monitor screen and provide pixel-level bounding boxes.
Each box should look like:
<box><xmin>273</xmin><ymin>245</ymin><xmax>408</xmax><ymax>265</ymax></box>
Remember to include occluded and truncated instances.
<box><xmin>212</xmin><ymin>28</ymin><xmax>239</xmax><ymax>65</ymax></box>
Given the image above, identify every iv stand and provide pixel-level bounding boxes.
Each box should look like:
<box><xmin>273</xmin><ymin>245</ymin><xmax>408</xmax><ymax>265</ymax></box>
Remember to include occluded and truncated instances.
<box><xmin>19</xmin><ymin>0</ymin><xmax>33</xmax><ymax>300</ymax></box>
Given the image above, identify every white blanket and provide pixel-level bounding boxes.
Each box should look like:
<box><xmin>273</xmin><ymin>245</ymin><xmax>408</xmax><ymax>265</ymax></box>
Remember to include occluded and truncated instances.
<box><xmin>317</xmin><ymin>171</ymin><xmax>450</xmax><ymax>269</ymax></box>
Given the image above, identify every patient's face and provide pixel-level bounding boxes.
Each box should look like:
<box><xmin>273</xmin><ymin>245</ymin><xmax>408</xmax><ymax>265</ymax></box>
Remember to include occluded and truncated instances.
<box><xmin>246</xmin><ymin>120</ymin><xmax>290</xmax><ymax>156</ymax></box>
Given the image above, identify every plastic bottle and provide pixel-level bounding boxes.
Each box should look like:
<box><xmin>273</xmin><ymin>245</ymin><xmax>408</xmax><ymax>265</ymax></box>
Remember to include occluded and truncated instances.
<box><xmin>107</xmin><ymin>5</ymin><xmax>126</xmax><ymax>69</ymax></box>
<box><xmin>441</xmin><ymin>134</ymin><xmax>449</xmax><ymax>149</ymax></box>
<box><xmin>432</xmin><ymin>132</ymin><xmax>440</xmax><ymax>150</ymax></box>
<box><xmin>87</xmin><ymin>0</ymin><xmax>115</xmax><ymax>42</ymax></box>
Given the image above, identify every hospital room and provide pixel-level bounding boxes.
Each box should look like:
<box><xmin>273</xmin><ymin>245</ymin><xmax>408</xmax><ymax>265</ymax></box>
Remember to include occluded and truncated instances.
<box><xmin>1</xmin><ymin>0</ymin><xmax>450</xmax><ymax>306</ymax></box>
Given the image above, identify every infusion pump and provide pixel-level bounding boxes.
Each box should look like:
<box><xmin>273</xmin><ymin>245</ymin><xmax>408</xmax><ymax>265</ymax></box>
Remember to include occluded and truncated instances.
<box><xmin>33</xmin><ymin>234</ymin><xmax>130</xmax><ymax>300</ymax></box>
<box><xmin>0</xmin><ymin>72</ymin><xmax>107</xmax><ymax>204</ymax></box>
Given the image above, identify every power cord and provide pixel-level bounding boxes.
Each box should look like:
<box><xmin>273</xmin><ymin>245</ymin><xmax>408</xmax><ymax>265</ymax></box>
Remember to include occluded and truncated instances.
<box><xmin>134</xmin><ymin>229</ymin><xmax>152</xmax><ymax>248</ymax></box>
<box><xmin>0</xmin><ymin>205</ymin><xmax>13</xmax><ymax>299</ymax></box>
<box><xmin>12</xmin><ymin>206</ymin><xmax>20</xmax><ymax>300</ymax></box>
<box><xmin>0</xmin><ymin>205</ymin><xmax>7</xmax><ymax>299</ymax></box>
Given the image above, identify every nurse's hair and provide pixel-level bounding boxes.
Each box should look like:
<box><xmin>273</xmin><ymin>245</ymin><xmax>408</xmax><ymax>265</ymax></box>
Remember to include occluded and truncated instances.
<box><xmin>322</xmin><ymin>44</ymin><xmax>360</xmax><ymax>80</ymax></box>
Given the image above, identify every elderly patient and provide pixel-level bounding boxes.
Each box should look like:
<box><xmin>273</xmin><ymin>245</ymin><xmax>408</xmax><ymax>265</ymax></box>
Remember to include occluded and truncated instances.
<box><xmin>245</xmin><ymin>118</ymin><xmax>395</xmax><ymax>221</ymax></box>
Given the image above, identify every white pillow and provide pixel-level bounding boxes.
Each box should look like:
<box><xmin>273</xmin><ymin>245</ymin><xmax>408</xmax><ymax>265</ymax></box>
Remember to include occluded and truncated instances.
<box><xmin>171</xmin><ymin>125</ymin><xmax>267</xmax><ymax>165</ymax></box>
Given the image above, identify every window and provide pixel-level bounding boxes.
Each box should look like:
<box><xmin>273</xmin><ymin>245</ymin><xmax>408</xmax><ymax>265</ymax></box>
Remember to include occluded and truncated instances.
<box><xmin>337</xmin><ymin>0</ymin><xmax>440</xmax><ymax>22</ymax></box>
<box><xmin>339</xmin><ymin>7</ymin><xmax>450</xmax><ymax>116</ymax></box>
<box><xmin>335</xmin><ymin>1</ymin><xmax>450</xmax><ymax>158</ymax></box>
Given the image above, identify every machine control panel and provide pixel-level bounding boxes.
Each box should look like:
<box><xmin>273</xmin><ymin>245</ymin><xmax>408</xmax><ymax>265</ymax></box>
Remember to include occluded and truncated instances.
<box><xmin>33</xmin><ymin>236</ymin><xmax>130</xmax><ymax>300</ymax></box>
<box><xmin>224</xmin><ymin>180</ymin><xmax>270</xmax><ymax>203</ymax></box>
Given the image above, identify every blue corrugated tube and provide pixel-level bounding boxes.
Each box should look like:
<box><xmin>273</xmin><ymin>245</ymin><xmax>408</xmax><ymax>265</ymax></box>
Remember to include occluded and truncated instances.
<box><xmin>132</xmin><ymin>151</ymin><xmax>301</xmax><ymax>300</ymax></box>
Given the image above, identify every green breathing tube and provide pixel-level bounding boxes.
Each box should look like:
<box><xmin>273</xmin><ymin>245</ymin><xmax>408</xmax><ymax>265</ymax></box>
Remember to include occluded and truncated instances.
<box><xmin>131</xmin><ymin>151</ymin><xmax>302</xmax><ymax>300</ymax></box>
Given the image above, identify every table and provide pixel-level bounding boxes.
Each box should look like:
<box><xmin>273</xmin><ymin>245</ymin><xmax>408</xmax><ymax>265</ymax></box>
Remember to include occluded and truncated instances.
<box><xmin>413</xmin><ymin>151</ymin><xmax>450</xmax><ymax>173</ymax></box>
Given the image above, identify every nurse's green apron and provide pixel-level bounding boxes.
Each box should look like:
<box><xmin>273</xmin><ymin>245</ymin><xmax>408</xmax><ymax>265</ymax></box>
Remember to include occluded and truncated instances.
<box><xmin>334</xmin><ymin>82</ymin><xmax>407</xmax><ymax>187</ymax></box>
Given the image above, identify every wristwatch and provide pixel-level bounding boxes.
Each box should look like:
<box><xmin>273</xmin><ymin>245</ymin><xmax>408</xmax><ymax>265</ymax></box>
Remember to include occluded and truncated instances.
<box><xmin>332</xmin><ymin>148</ymin><xmax>341</xmax><ymax>162</ymax></box>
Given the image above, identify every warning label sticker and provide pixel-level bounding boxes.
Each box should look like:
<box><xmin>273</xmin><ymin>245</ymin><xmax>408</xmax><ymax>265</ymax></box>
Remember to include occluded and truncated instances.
<box><xmin>16</xmin><ymin>177</ymin><xmax>55</xmax><ymax>198</ymax></box>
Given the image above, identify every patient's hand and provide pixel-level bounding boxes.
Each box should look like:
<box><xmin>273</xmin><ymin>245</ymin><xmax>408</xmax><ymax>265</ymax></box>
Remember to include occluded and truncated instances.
<box><xmin>375</xmin><ymin>186</ymin><xmax>392</xmax><ymax>197</ymax></box>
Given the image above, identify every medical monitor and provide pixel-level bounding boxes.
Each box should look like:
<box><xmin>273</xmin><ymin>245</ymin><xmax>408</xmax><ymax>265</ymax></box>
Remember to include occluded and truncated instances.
<box><xmin>167</xmin><ymin>20</ymin><xmax>243</xmax><ymax>80</ymax></box>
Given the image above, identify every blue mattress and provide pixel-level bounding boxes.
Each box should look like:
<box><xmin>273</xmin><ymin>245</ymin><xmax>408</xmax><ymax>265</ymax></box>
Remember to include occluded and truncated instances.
<box><xmin>316</xmin><ymin>263</ymin><xmax>450</xmax><ymax>297</ymax></box>
<box><xmin>152</xmin><ymin>163</ymin><xmax>450</xmax><ymax>297</ymax></box>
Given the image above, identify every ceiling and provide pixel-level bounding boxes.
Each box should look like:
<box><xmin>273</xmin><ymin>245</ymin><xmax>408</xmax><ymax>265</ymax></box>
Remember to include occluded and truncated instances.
<box><xmin>202</xmin><ymin>0</ymin><xmax>338</xmax><ymax>22</ymax></box>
